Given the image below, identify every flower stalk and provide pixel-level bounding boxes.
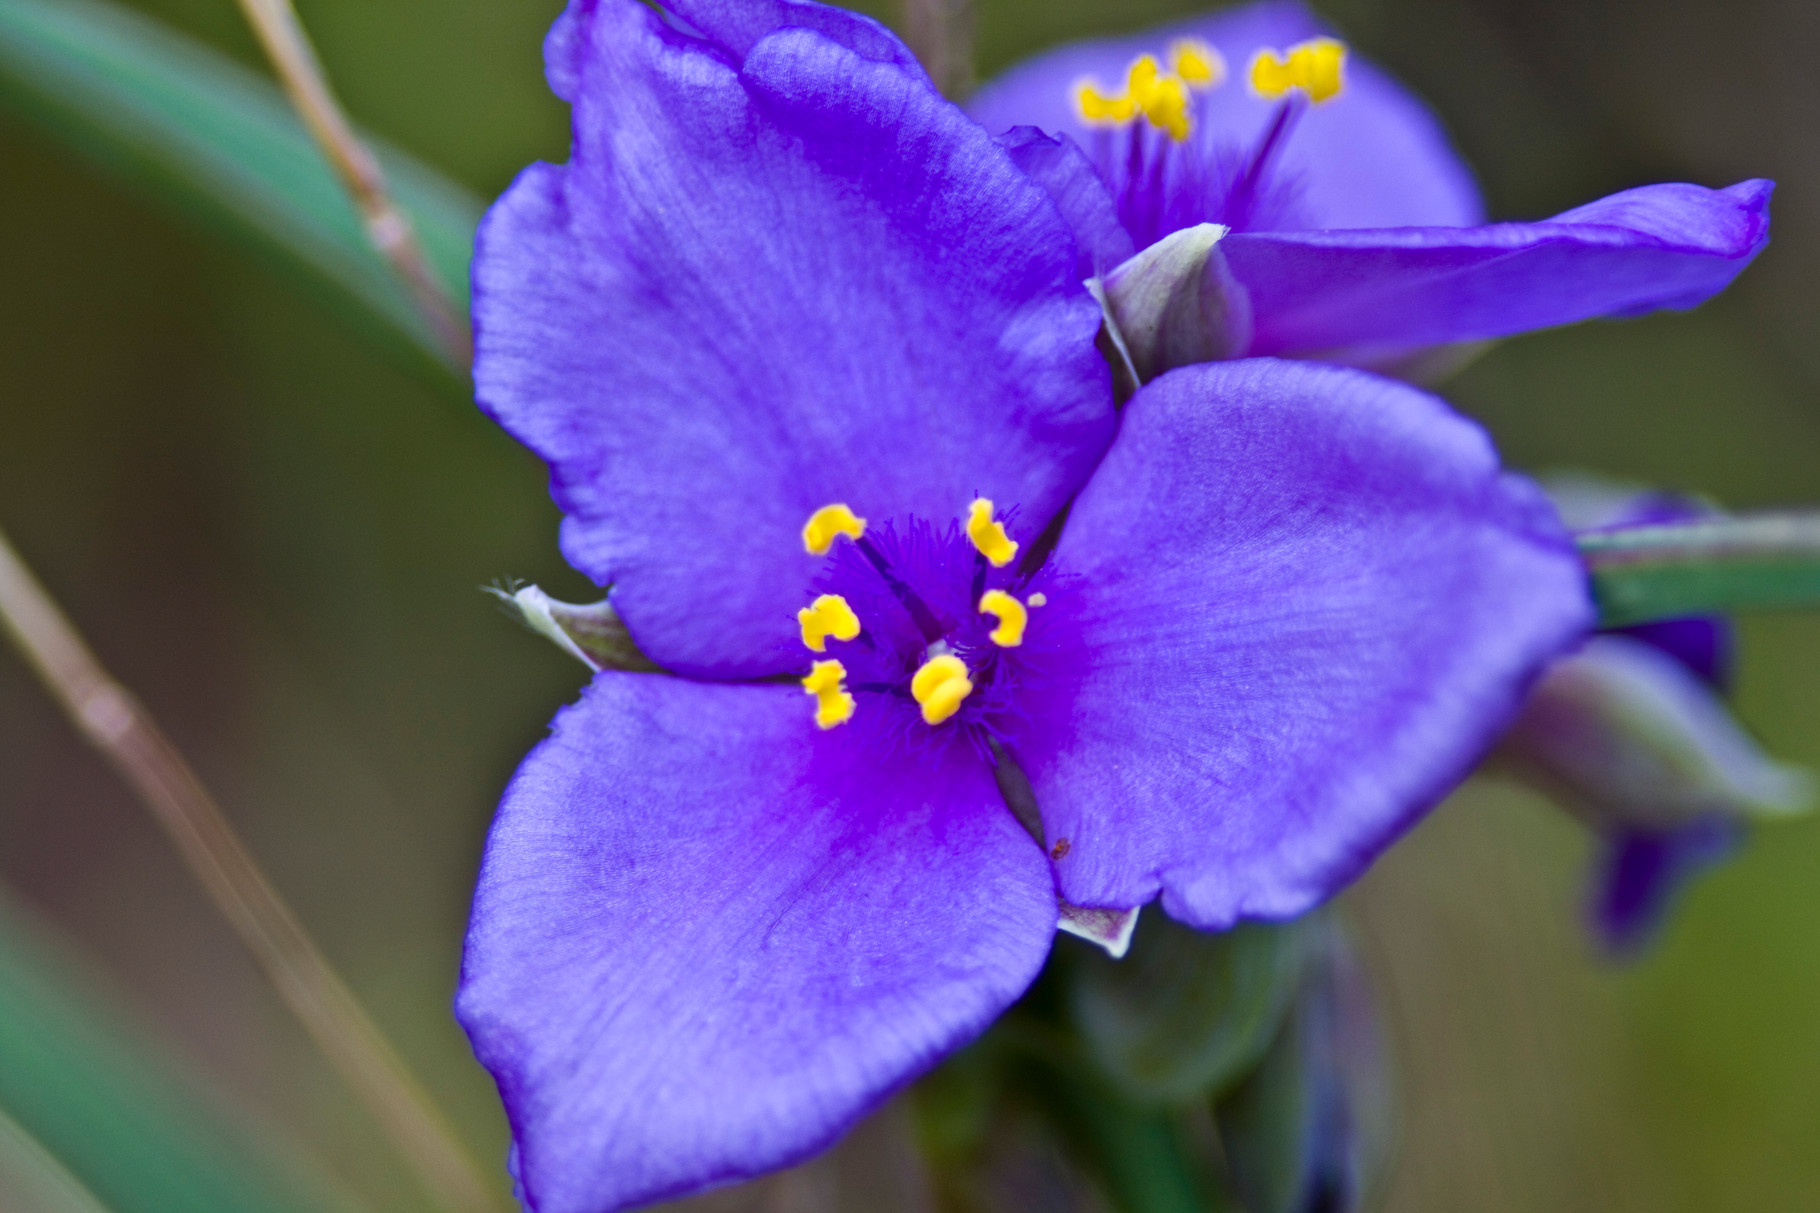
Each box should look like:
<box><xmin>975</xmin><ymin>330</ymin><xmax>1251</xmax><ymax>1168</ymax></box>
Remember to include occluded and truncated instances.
<box><xmin>1580</xmin><ymin>511</ymin><xmax>1820</xmax><ymax>625</ymax></box>
<box><xmin>0</xmin><ymin>525</ymin><xmax>501</xmax><ymax>1213</ymax></box>
<box><xmin>232</xmin><ymin>0</ymin><xmax>472</xmax><ymax>369</ymax></box>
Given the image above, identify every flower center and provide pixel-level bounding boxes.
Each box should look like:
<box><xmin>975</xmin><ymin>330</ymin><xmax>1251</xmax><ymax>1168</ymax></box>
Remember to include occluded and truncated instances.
<box><xmin>793</xmin><ymin>499</ymin><xmax>1050</xmax><ymax>742</ymax></box>
<box><xmin>1070</xmin><ymin>37</ymin><xmax>1349</xmax><ymax>244</ymax></box>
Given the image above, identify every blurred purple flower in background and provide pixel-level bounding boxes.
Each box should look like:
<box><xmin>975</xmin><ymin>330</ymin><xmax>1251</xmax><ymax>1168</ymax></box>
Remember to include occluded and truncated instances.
<box><xmin>969</xmin><ymin>0</ymin><xmax>1772</xmax><ymax>378</ymax></box>
<box><xmin>1500</xmin><ymin>482</ymin><xmax>1812</xmax><ymax>955</ymax></box>
<box><xmin>452</xmin><ymin>1</ymin><xmax>1594</xmax><ymax>1207</ymax></box>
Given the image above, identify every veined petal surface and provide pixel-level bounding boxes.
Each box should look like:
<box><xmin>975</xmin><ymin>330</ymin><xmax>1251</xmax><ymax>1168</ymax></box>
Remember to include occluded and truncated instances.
<box><xmin>966</xmin><ymin>0</ymin><xmax>1483</xmax><ymax>232</ymax></box>
<box><xmin>634</xmin><ymin>0</ymin><xmax>923</xmax><ymax>71</ymax></box>
<box><xmin>458</xmin><ymin>675</ymin><xmax>1056</xmax><ymax>1213</ymax></box>
<box><xmin>1227</xmin><ymin>180</ymin><xmax>1774</xmax><ymax>360</ymax></box>
<box><xmin>476</xmin><ymin>0</ymin><xmax>1113</xmax><ymax>679</ymax></box>
<box><xmin>997</xmin><ymin>126</ymin><xmax>1137</xmax><ymax>280</ymax></box>
<box><xmin>1011</xmin><ymin>359</ymin><xmax>1592</xmax><ymax>927</ymax></box>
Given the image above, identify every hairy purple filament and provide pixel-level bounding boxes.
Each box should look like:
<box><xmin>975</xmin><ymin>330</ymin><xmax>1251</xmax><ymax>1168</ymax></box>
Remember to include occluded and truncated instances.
<box><xmin>1219</xmin><ymin>97</ymin><xmax>1304</xmax><ymax>230</ymax></box>
<box><xmin>814</xmin><ymin>517</ymin><xmax>1058</xmax><ymax>760</ymax></box>
<box><xmin>1088</xmin><ymin>93</ymin><xmax>1310</xmax><ymax>246</ymax></box>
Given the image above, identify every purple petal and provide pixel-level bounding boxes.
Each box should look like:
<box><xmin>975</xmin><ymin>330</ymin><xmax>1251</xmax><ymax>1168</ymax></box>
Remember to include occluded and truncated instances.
<box><xmin>1590</xmin><ymin>817</ymin><xmax>1740</xmax><ymax>956</ymax></box>
<box><xmin>1009</xmin><ymin>359</ymin><xmax>1592</xmax><ymax>927</ymax></box>
<box><xmin>997</xmin><ymin>127</ymin><xmax>1136</xmax><ymax>279</ymax></box>
<box><xmin>475</xmin><ymin>0</ymin><xmax>1114</xmax><ymax>679</ymax></box>
<box><xmin>966</xmin><ymin>0</ymin><xmax>1483</xmax><ymax>233</ymax></box>
<box><xmin>1227</xmin><ymin>180</ymin><xmax>1774</xmax><ymax>360</ymax></box>
<box><xmin>633</xmin><ymin>0</ymin><xmax>923</xmax><ymax>72</ymax></box>
<box><xmin>457</xmin><ymin>674</ymin><xmax>1057</xmax><ymax>1213</ymax></box>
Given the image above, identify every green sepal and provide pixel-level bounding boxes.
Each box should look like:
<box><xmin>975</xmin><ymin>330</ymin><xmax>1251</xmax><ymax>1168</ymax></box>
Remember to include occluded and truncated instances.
<box><xmin>486</xmin><ymin>583</ymin><xmax>663</xmax><ymax>674</ymax></box>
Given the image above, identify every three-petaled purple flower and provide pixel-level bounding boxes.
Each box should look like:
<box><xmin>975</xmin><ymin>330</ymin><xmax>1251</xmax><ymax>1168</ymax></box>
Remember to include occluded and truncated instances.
<box><xmin>454</xmin><ymin>2</ymin><xmax>1764</xmax><ymax>1209</ymax></box>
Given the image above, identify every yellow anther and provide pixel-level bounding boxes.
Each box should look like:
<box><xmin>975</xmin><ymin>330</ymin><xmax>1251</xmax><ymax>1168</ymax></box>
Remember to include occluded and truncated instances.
<box><xmin>1073</xmin><ymin>52</ymin><xmax>1201</xmax><ymax>142</ymax></box>
<box><xmin>802</xmin><ymin>503</ymin><xmax>867</xmax><ymax>554</ymax></box>
<box><xmin>1248</xmin><ymin>37</ymin><xmax>1346</xmax><ymax>103</ymax></box>
<box><xmin>798</xmin><ymin>594</ymin><xmax>860</xmax><ymax>653</ymax></box>
<box><xmin>979</xmin><ymin>590</ymin><xmax>1028</xmax><ymax>647</ymax></box>
<box><xmin>802</xmin><ymin>659</ymin><xmax>855</xmax><ymax>729</ymax></box>
<box><xmin>966</xmin><ymin>499</ymin><xmax>1019</xmax><ymax>568</ymax></box>
<box><xmin>1170</xmin><ymin>38</ymin><xmax>1226</xmax><ymax>88</ymax></box>
<box><xmin>1127</xmin><ymin>56</ymin><xmax>1192</xmax><ymax>141</ymax></box>
<box><xmin>911</xmin><ymin>654</ymin><xmax>974</xmax><ymax>726</ymax></box>
<box><xmin>1076</xmin><ymin>81</ymin><xmax>1139</xmax><ymax>124</ymax></box>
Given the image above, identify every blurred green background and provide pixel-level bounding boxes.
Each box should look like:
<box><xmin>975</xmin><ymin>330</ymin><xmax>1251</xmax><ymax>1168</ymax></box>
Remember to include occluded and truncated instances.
<box><xmin>1</xmin><ymin>0</ymin><xmax>1817</xmax><ymax>1209</ymax></box>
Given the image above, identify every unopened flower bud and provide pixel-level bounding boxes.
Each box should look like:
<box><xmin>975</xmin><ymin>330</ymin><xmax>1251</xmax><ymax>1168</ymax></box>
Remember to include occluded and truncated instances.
<box><xmin>1216</xmin><ymin>919</ymin><xmax>1390</xmax><ymax>1213</ymax></box>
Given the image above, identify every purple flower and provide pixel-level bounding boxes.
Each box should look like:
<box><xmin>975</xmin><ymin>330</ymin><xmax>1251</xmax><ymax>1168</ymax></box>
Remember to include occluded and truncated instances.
<box><xmin>968</xmin><ymin>0</ymin><xmax>1773</xmax><ymax>375</ymax></box>
<box><xmin>455</xmin><ymin>2</ymin><xmax>1590</xmax><ymax>1208</ymax></box>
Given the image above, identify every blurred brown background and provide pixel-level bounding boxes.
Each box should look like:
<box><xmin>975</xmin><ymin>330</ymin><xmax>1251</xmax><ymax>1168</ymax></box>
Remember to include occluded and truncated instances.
<box><xmin>2</xmin><ymin>0</ymin><xmax>1818</xmax><ymax>1209</ymax></box>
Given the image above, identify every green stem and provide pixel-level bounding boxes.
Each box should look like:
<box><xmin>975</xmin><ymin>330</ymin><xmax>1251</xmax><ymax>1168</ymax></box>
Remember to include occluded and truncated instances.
<box><xmin>1579</xmin><ymin>512</ymin><xmax>1820</xmax><ymax>626</ymax></box>
<box><xmin>994</xmin><ymin>1020</ymin><xmax>1235</xmax><ymax>1213</ymax></box>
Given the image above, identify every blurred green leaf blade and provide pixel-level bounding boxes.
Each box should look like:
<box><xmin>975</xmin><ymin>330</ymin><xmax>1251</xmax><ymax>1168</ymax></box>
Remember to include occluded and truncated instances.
<box><xmin>0</xmin><ymin>0</ymin><xmax>482</xmax><ymax>381</ymax></box>
<box><xmin>0</xmin><ymin>1108</ymin><xmax>110</xmax><ymax>1213</ymax></box>
<box><xmin>0</xmin><ymin>888</ymin><xmax>358</xmax><ymax>1213</ymax></box>
<box><xmin>1581</xmin><ymin>512</ymin><xmax>1820</xmax><ymax>626</ymax></box>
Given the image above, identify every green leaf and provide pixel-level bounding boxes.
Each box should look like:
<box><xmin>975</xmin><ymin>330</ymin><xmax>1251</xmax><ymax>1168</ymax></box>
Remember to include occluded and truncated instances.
<box><xmin>0</xmin><ymin>888</ymin><xmax>360</xmax><ymax>1213</ymax></box>
<box><xmin>0</xmin><ymin>0</ymin><xmax>482</xmax><ymax>383</ymax></box>
<box><xmin>1068</xmin><ymin>913</ymin><xmax>1311</xmax><ymax>1104</ymax></box>
<box><xmin>0</xmin><ymin>1108</ymin><xmax>110</xmax><ymax>1213</ymax></box>
<box><xmin>1580</xmin><ymin>512</ymin><xmax>1820</xmax><ymax>626</ymax></box>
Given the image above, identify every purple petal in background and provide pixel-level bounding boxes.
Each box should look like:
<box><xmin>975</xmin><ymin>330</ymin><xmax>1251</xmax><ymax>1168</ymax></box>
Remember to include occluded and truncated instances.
<box><xmin>458</xmin><ymin>674</ymin><xmax>1056</xmax><ymax>1213</ymax></box>
<box><xmin>474</xmin><ymin>0</ymin><xmax>1113</xmax><ymax>680</ymax></box>
<box><xmin>966</xmin><ymin>0</ymin><xmax>1483</xmax><ymax>233</ymax></box>
<box><xmin>1010</xmin><ymin>359</ymin><xmax>1592</xmax><ymax>927</ymax></box>
<box><xmin>1591</xmin><ymin>817</ymin><xmax>1740</xmax><ymax>956</ymax></box>
<box><xmin>1227</xmin><ymin>180</ymin><xmax>1774</xmax><ymax>360</ymax></box>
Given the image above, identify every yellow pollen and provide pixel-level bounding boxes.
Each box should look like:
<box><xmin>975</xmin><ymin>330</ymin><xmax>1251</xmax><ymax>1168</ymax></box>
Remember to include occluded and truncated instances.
<box><xmin>911</xmin><ymin>654</ymin><xmax>973</xmax><ymax>726</ymax></box>
<box><xmin>1028</xmin><ymin>592</ymin><xmax>1048</xmax><ymax>607</ymax></box>
<box><xmin>1071</xmin><ymin>51</ymin><xmax>1205</xmax><ymax>143</ymax></box>
<box><xmin>1076</xmin><ymin>81</ymin><xmax>1140</xmax><ymax>124</ymax></box>
<box><xmin>802</xmin><ymin>659</ymin><xmax>855</xmax><ymax>729</ymax></box>
<box><xmin>1248</xmin><ymin>37</ymin><xmax>1346</xmax><ymax>103</ymax></box>
<box><xmin>802</xmin><ymin>503</ymin><xmax>866</xmax><ymax>554</ymax></box>
<box><xmin>966</xmin><ymin>498</ymin><xmax>1020</xmax><ymax>568</ymax></box>
<box><xmin>978</xmin><ymin>590</ymin><xmax>1028</xmax><ymax>647</ymax></box>
<box><xmin>798</xmin><ymin>594</ymin><xmax>860</xmax><ymax>652</ymax></box>
<box><xmin>1170</xmin><ymin>38</ymin><xmax>1226</xmax><ymax>88</ymax></box>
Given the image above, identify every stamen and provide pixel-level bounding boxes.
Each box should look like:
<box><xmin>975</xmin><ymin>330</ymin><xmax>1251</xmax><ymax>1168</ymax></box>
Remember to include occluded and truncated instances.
<box><xmin>1169</xmin><ymin>38</ymin><xmax>1226</xmax><ymax>88</ymax></box>
<box><xmin>966</xmin><ymin>499</ymin><xmax>1020</xmax><ymax>568</ymax></box>
<box><xmin>979</xmin><ymin>590</ymin><xmax>1028</xmax><ymax>648</ymax></box>
<box><xmin>802</xmin><ymin>659</ymin><xmax>855</xmax><ymax>729</ymax></box>
<box><xmin>802</xmin><ymin>503</ymin><xmax>867</xmax><ymax>555</ymax></box>
<box><xmin>1077</xmin><ymin>81</ymin><xmax>1140</xmax><ymax>125</ymax></box>
<box><xmin>1072</xmin><ymin>52</ymin><xmax>1200</xmax><ymax>142</ymax></box>
<box><xmin>1248</xmin><ymin>37</ymin><xmax>1346</xmax><ymax>103</ymax></box>
<box><xmin>798</xmin><ymin>594</ymin><xmax>860</xmax><ymax>652</ymax></box>
<box><xmin>911</xmin><ymin>654</ymin><xmax>974</xmax><ymax>726</ymax></box>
